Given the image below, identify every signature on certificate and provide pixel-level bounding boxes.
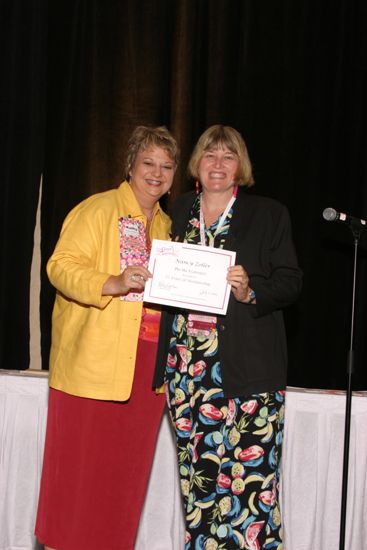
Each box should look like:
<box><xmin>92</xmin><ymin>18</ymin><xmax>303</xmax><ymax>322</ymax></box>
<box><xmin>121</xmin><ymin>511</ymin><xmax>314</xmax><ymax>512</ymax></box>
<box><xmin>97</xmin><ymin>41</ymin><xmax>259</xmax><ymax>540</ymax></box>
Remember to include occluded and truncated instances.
<box><xmin>199</xmin><ymin>289</ymin><xmax>219</xmax><ymax>297</ymax></box>
<box><xmin>156</xmin><ymin>281</ymin><xmax>178</xmax><ymax>291</ymax></box>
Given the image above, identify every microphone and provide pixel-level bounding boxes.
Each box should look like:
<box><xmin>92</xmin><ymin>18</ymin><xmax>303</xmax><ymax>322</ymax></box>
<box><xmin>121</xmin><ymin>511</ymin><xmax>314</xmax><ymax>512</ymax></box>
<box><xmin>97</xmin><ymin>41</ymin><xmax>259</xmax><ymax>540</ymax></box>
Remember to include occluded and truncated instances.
<box><xmin>322</xmin><ymin>207</ymin><xmax>367</xmax><ymax>228</ymax></box>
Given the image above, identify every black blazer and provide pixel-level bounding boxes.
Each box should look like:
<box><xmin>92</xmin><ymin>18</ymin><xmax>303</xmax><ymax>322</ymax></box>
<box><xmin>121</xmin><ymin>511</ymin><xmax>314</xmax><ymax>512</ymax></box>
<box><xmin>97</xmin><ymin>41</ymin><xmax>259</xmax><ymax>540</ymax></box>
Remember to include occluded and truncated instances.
<box><xmin>153</xmin><ymin>188</ymin><xmax>303</xmax><ymax>398</ymax></box>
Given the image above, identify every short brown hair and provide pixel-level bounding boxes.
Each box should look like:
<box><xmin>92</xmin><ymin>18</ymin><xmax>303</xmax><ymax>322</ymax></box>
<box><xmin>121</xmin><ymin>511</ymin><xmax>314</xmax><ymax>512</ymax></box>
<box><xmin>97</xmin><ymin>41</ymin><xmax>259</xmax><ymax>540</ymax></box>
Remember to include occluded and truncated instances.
<box><xmin>125</xmin><ymin>125</ymin><xmax>179</xmax><ymax>179</ymax></box>
<box><xmin>188</xmin><ymin>125</ymin><xmax>254</xmax><ymax>186</ymax></box>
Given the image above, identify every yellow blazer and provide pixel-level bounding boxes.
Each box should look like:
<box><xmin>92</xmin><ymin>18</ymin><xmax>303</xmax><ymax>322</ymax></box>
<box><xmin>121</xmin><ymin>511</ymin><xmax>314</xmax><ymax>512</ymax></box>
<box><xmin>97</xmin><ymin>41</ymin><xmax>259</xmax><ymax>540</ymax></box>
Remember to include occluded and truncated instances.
<box><xmin>47</xmin><ymin>181</ymin><xmax>171</xmax><ymax>401</ymax></box>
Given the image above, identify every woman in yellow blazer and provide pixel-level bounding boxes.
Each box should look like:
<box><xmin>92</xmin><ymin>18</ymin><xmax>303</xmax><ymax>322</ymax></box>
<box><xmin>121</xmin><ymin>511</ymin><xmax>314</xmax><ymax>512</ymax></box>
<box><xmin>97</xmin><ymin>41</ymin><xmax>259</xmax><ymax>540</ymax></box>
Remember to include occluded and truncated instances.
<box><xmin>35</xmin><ymin>126</ymin><xmax>179</xmax><ymax>550</ymax></box>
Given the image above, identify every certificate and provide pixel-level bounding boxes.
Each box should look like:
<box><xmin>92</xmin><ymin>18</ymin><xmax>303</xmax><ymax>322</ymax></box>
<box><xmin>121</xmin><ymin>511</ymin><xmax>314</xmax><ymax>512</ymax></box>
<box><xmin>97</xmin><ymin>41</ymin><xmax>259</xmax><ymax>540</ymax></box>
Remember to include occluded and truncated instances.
<box><xmin>143</xmin><ymin>239</ymin><xmax>236</xmax><ymax>315</ymax></box>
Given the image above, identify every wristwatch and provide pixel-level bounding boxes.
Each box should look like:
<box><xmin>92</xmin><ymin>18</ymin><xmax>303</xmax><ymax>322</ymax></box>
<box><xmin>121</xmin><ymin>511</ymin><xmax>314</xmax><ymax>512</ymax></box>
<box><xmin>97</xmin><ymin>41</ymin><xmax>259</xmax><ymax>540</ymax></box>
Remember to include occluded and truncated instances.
<box><xmin>247</xmin><ymin>289</ymin><xmax>256</xmax><ymax>303</ymax></box>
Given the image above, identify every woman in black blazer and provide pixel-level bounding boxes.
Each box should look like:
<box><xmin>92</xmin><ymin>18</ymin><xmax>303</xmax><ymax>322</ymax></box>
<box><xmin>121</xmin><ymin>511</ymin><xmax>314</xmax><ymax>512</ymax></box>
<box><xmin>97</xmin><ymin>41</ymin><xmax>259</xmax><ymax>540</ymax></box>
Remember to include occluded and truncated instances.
<box><xmin>153</xmin><ymin>125</ymin><xmax>302</xmax><ymax>550</ymax></box>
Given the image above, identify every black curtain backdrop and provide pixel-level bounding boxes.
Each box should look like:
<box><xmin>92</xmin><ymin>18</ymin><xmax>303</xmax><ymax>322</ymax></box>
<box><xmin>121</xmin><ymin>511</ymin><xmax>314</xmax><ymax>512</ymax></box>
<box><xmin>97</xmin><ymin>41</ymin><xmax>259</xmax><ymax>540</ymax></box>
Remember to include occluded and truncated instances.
<box><xmin>0</xmin><ymin>0</ymin><xmax>46</xmax><ymax>369</ymax></box>
<box><xmin>1</xmin><ymin>0</ymin><xmax>367</xmax><ymax>390</ymax></box>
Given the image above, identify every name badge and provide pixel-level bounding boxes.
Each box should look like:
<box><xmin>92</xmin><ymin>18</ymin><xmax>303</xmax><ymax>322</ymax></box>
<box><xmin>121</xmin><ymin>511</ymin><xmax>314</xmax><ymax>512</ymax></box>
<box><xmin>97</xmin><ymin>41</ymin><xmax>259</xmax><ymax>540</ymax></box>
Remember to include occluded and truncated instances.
<box><xmin>187</xmin><ymin>314</ymin><xmax>217</xmax><ymax>338</ymax></box>
<box><xmin>122</xmin><ymin>221</ymin><xmax>140</xmax><ymax>239</ymax></box>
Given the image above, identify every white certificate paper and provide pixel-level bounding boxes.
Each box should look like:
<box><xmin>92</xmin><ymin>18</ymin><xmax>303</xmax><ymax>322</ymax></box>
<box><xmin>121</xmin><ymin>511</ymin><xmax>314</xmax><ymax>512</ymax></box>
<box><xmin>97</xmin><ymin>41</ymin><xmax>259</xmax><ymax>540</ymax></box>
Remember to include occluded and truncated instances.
<box><xmin>143</xmin><ymin>239</ymin><xmax>236</xmax><ymax>315</ymax></box>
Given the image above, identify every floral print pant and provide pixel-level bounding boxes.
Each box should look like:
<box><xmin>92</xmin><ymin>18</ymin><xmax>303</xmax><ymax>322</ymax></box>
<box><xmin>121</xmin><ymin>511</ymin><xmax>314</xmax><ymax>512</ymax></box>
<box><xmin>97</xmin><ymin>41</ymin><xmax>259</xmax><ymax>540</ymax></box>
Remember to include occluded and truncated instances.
<box><xmin>165</xmin><ymin>314</ymin><xmax>284</xmax><ymax>550</ymax></box>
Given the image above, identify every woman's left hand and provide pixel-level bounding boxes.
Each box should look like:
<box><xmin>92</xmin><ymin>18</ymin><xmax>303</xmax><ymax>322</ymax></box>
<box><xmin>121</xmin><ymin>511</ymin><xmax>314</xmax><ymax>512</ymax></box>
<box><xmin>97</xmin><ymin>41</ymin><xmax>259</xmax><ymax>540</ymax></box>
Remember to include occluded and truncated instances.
<box><xmin>227</xmin><ymin>265</ymin><xmax>252</xmax><ymax>303</ymax></box>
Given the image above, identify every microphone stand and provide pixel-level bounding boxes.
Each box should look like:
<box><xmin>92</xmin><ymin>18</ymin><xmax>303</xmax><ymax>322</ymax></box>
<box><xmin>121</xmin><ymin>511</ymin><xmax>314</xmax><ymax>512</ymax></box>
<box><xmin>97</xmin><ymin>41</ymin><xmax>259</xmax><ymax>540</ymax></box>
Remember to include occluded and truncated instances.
<box><xmin>338</xmin><ymin>221</ymin><xmax>363</xmax><ymax>550</ymax></box>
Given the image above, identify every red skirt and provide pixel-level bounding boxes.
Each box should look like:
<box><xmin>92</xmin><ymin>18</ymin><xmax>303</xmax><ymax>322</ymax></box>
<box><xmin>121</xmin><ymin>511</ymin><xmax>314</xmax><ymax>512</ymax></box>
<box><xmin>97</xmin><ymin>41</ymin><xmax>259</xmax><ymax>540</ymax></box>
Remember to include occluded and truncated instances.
<box><xmin>35</xmin><ymin>338</ymin><xmax>165</xmax><ymax>550</ymax></box>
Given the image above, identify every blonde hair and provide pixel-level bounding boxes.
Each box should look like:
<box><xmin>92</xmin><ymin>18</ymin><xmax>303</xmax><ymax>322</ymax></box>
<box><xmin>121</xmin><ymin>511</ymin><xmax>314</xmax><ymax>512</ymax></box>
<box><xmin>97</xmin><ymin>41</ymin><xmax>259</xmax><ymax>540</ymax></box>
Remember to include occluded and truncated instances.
<box><xmin>125</xmin><ymin>125</ymin><xmax>179</xmax><ymax>179</ymax></box>
<box><xmin>188</xmin><ymin>124</ymin><xmax>254</xmax><ymax>186</ymax></box>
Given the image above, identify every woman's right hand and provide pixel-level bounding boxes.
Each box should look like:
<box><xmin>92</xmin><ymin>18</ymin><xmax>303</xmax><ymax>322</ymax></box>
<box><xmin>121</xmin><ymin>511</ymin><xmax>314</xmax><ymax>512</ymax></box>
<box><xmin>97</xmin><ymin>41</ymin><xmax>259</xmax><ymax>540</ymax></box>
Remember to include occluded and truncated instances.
<box><xmin>102</xmin><ymin>266</ymin><xmax>152</xmax><ymax>296</ymax></box>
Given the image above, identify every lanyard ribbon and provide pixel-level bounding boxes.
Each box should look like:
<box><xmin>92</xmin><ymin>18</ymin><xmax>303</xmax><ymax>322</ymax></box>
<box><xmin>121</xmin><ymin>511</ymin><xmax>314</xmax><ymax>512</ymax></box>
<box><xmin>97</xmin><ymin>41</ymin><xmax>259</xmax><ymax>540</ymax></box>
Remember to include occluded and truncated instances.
<box><xmin>199</xmin><ymin>186</ymin><xmax>237</xmax><ymax>246</ymax></box>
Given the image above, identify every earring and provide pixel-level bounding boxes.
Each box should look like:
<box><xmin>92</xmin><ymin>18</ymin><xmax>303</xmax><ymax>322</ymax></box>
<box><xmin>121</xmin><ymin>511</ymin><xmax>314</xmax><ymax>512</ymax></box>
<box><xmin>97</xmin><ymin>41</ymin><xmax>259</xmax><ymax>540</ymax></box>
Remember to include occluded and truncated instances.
<box><xmin>195</xmin><ymin>181</ymin><xmax>200</xmax><ymax>195</ymax></box>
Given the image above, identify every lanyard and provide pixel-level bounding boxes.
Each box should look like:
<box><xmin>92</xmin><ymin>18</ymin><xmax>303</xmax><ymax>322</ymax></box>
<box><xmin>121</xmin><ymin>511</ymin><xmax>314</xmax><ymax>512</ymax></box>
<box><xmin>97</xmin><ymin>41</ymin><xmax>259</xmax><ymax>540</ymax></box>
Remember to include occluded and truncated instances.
<box><xmin>199</xmin><ymin>186</ymin><xmax>237</xmax><ymax>246</ymax></box>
